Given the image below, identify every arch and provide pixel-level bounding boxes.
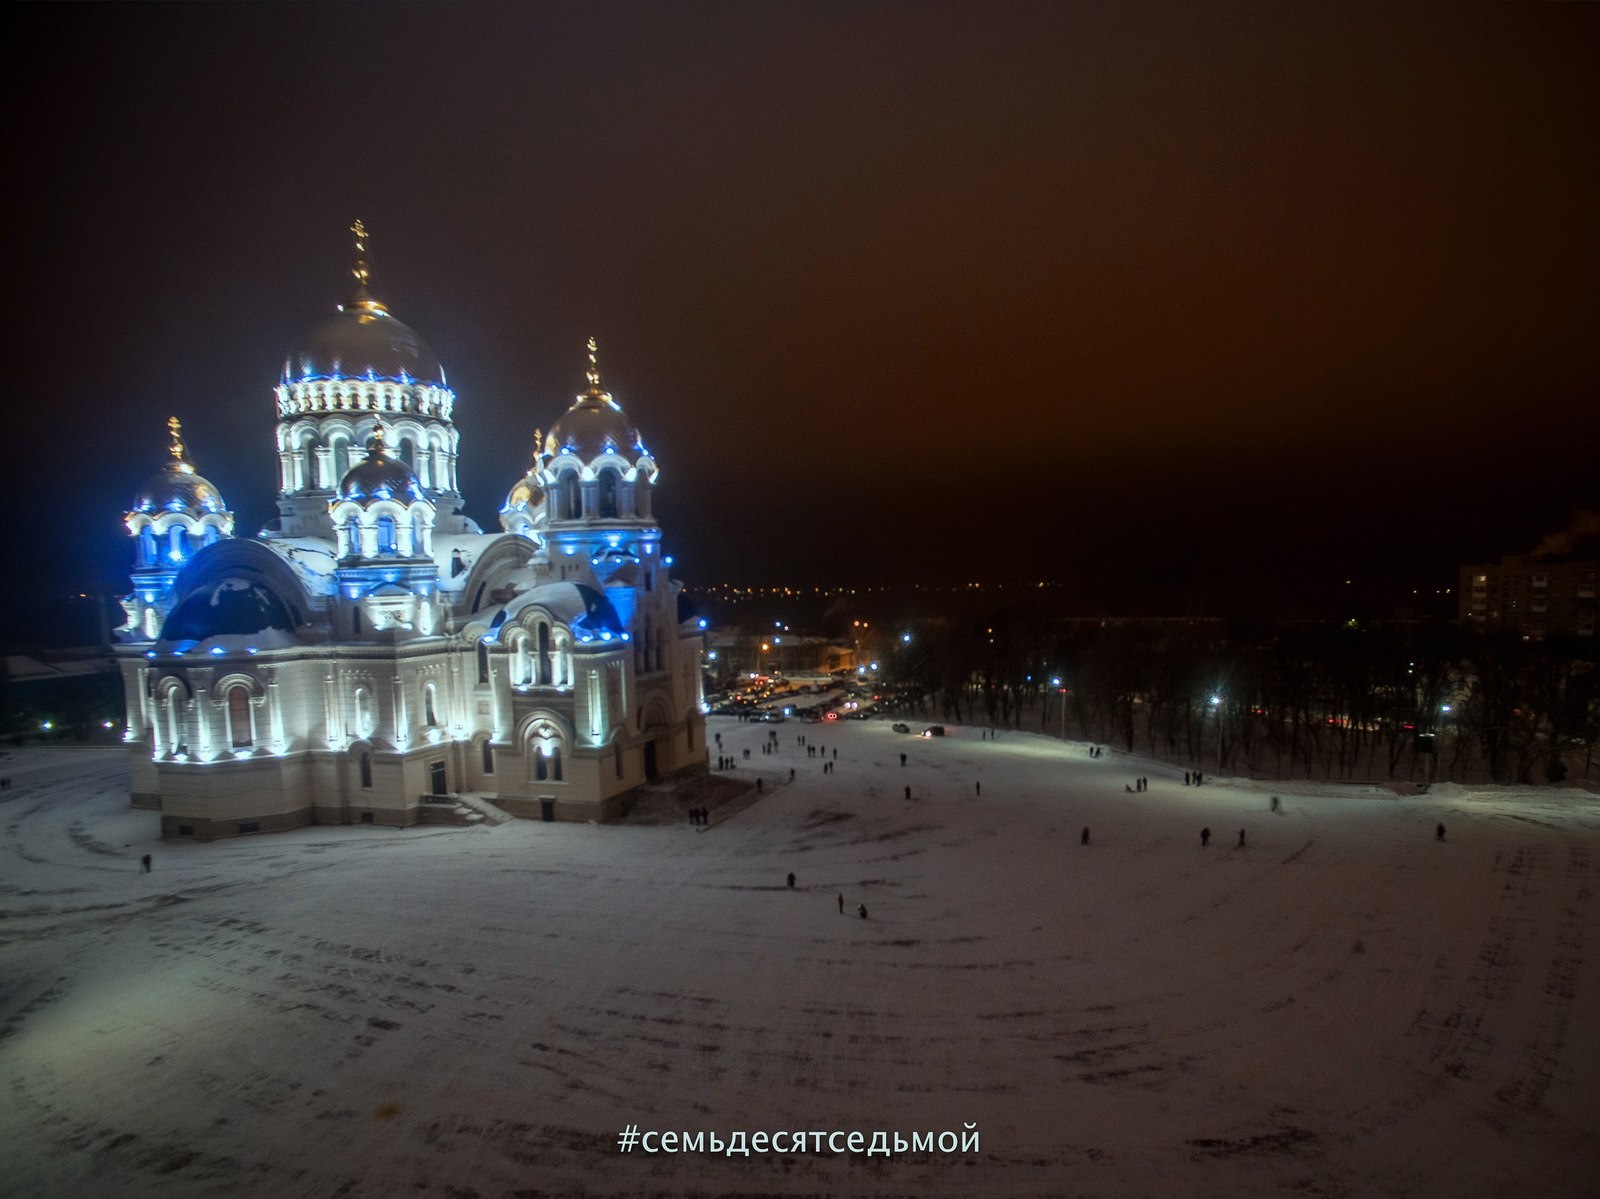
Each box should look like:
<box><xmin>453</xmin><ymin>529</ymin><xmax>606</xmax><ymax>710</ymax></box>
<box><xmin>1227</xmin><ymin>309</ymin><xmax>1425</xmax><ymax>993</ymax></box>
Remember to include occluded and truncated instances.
<box><xmin>597</xmin><ymin>467</ymin><xmax>621</xmax><ymax>518</ymax></box>
<box><xmin>423</xmin><ymin>681</ymin><xmax>441</xmax><ymax>727</ymax></box>
<box><xmin>558</xmin><ymin>468</ymin><xmax>582</xmax><ymax>520</ymax></box>
<box><xmin>353</xmin><ymin>686</ymin><xmax>374</xmax><ymax>739</ymax></box>
<box><xmin>226</xmin><ymin>684</ymin><xmax>253</xmax><ymax>748</ymax></box>
<box><xmin>638</xmin><ymin>692</ymin><xmax>674</xmax><ymax>734</ymax></box>
<box><xmin>536</xmin><ymin>621</ymin><xmax>552</xmax><ymax>685</ymax></box>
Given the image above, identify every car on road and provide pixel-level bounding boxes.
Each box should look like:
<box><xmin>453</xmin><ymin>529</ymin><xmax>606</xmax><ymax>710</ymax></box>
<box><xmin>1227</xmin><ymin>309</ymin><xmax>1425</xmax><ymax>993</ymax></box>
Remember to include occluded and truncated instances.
<box><xmin>892</xmin><ymin>722</ymin><xmax>910</xmax><ymax>734</ymax></box>
<box><xmin>921</xmin><ymin>725</ymin><xmax>946</xmax><ymax>737</ymax></box>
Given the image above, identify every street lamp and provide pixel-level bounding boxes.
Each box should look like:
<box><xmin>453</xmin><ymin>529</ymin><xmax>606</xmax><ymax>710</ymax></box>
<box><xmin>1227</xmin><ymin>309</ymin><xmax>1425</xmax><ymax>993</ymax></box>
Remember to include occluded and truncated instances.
<box><xmin>1051</xmin><ymin>677</ymin><xmax>1067</xmax><ymax>742</ymax></box>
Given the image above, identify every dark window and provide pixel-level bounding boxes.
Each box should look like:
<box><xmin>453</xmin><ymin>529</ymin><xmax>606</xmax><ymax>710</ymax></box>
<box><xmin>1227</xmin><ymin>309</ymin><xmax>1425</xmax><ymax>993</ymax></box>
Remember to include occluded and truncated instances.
<box><xmin>177</xmin><ymin>824</ymin><xmax>194</xmax><ymax>836</ymax></box>
<box><xmin>614</xmin><ymin>744</ymin><xmax>623</xmax><ymax>778</ymax></box>
<box><xmin>536</xmin><ymin>752</ymin><xmax>548</xmax><ymax>781</ymax></box>
<box><xmin>552</xmin><ymin>747</ymin><xmax>563</xmax><ymax>781</ymax></box>
<box><xmin>598</xmin><ymin>469</ymin><xmax>620</xmax><ymax>518</ymax></box>
<box><xmin>359</xmin><ymin>752</ymin><xmax>372</xmax><ymax>789</ymax></box>
<box><xmin>429</xmin><ymin>760</ymin><xmax>447</xmax><ymax>795</ymax></box>
<box><xmin>361</xmin><ymin>812</ymin><xmax>374</xmax><ymax>823</ymax></box>
<box><xmin>239</xmin><ymin>821</ymin><xmax>260</xmax><ymax>834</ymax></box>
<box><xmin>228</xmin><ymin>687</ymin><xmax>252</xmax><ymax>747</ymax></box>
<box><xmin>476</xmin><ymin>639</ymin><xmax>489</xmax><ymax>684</ymax></box>
<box><xmin>481</xmin><ymin>741</ymin><xmax>494</xmax><ymax>775</ymax></box>
<box><xmin>537</xmin><ymin>623</ymin><xmax>552</xmax><ymax>685</ymax></box>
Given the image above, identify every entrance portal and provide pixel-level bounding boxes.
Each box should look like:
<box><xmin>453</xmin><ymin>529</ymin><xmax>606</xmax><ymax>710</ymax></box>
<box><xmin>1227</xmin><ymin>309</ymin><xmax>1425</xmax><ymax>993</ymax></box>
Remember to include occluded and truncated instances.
<box><xmin>644</xmin><ymin>739</ymin><xmax>659</xmax><ymax>780</ymax></box>
<box><xmin>429</xmin><ymin>760</ymin><xmax>447</xmax><ymax>796</ymax></box>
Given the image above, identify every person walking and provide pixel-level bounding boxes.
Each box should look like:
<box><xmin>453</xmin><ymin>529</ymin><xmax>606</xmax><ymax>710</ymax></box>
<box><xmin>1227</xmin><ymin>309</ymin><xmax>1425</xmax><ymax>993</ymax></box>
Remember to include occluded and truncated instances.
<box><xmin>1436</xmin><ymin>822</ymin><xmax>1446</xmax><ymax>842</ymax></box>
<box><xmin>858</xmin><ymin>903</ymin><xmax>868</xmax><ymax>919</ymax></box>
<box><xmin>1200</xmin><ymin>827</ymin><xmax>1211</xmax><ymax>847</ymax></box>
<box><xmin>900</xmin><ymin>752</ymin><xmax>907</xmax><ymax>767</ymax></box>
<box><xmin>1270</xmin><ymin>795</ymin><xmax>1280</xmax><ymax>813</ymax></box>
<box><xmin>837</xmin><ymin>893</ymin><xmax>844</xmax><ymax>914</ymax></box>
<box><xmin>1237</xmin><ymin>829</ymin><xmax>1246</xmax><ymax>848</ymax></box>
<box><xmin>787</xmin><ymin>872</ymin><xmax>795</xmax><ymax>889</ymax></box>
<box><xmin>975</xmin><ymin>780</ymin><xmax>981</xmax><ymax>797</ymax></box>
<box><xmin>1081</xmin><ymin>827</ymin><xmax>1090</xmax><ymax>846</ymax></box>
<box><xmin>140</xmin><ymin>854</ymin><xmax>152</xmax><ymax>873</ymax></box>
<box><xmin>905</xmin><ymin>785</ymin><xmax>911</xmax><ymax>800</ymax></box>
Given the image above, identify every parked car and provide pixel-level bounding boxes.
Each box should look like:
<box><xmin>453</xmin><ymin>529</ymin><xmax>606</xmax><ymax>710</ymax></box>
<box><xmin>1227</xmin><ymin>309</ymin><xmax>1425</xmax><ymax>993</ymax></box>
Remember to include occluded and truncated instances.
<box><xmin>892</xmin><ymin>722</ymin><xmax>910</xmax><ymax>734</ymax></box>
<box><xmin>921</xmin><ymin>725</ymin><xmax>946</xmax><ymax>737</ymax></box>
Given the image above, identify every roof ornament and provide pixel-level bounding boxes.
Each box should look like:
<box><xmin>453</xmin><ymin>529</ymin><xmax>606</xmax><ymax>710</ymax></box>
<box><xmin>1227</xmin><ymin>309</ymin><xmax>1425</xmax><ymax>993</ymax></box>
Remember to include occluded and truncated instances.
<box><xmin>369</xmin><ymin>421</ymin><xmax>389</xmax><ymax>455</ymax></box>
<box><xmin>351</xmin><ymin>219</ymin><xmax>371</xmax><ymax>298</ymax></box>
<box><xmin>584</xmin><ymin>336</ymin><xmax>603</xmax><ymax>392</ymax></box>
<box><xmin>531</xmin><ymin>427</ymin><xmax>543</xmax><ymax>462</ymax></box>
<box><xmin>167</xmin><ymin>416</ymin><xmax>195</xmax><ymax>474</ymax></box>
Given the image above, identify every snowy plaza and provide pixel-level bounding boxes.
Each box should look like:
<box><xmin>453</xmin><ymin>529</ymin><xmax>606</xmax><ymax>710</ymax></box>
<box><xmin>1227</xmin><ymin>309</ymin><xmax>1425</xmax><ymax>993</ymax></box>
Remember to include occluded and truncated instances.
<box><xmin>3</xmin><ymin>717</ymin><xmax>1598</xmax><ymax>1197</ymax></box>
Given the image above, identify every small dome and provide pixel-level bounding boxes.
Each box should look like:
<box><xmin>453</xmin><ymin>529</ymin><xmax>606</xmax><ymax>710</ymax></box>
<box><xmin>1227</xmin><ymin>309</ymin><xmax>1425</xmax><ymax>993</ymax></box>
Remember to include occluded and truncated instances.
<box><xmin>130</xmin><ymin>418</ymin><xmax>228</xmax><ymax>517</ymax></box>
<box><xmin>544</xmin><ymin>338</ymin><xmax>649</xmax><ymax>464</ymax></box>
<box><xmin>284</xmin><ymin>301</ymin><xmax>444</xmax><ymax>386</ymax></box>
<box><xmin>337</xmin><ymin>429</ymin><xmax>424</xmax><ymax>505</ymax></box>
<box><xmin>503</xmin><ymin>473</ymin><xmax>546</xmax><ymax>513</ymax></box>
<box><xmin>133</xmin><ymin>462</ymin><xmax>227</xmax><ymax>517</ymax></box>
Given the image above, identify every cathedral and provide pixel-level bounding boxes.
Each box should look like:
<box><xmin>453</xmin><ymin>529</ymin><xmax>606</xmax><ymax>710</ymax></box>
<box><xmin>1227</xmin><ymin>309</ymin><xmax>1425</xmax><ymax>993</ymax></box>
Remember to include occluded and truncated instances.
<box><xmin>115</xmin><ymin>224</ymin><xmax>706</xmax><ymax>839</ymax></box>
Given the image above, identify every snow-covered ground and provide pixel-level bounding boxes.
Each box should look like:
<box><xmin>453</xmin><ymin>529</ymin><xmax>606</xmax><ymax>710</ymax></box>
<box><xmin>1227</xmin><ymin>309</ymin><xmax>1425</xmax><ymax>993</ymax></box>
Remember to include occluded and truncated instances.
<box><xmin>2</xmin><ymin>722</ymin><xmax>1597</xmax><ymax>1197</ymax></box>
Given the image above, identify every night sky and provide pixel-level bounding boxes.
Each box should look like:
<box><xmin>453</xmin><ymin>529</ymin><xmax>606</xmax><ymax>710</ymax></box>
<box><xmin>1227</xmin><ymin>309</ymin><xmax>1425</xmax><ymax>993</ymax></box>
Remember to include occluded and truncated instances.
<box><xmin>8</xmin><ymin>2</ymin><xmax>1597</xmax><ymax>616</ymax></box>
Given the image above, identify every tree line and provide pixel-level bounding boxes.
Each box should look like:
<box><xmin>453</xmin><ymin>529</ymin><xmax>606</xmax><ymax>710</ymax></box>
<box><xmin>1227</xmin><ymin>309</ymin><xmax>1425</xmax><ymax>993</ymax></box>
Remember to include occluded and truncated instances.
<box><xmin>879</xmin><ymin>616</ymin><xmax>1599</xmax><ymax>786</ymax></box>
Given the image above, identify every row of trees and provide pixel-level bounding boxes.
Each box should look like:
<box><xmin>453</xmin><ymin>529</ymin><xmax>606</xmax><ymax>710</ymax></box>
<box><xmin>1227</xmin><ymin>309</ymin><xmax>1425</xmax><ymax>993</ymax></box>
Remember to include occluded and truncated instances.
<box><xmin>878</xmin><ymin>616</ymin><xmax>1600</xmax><ymax>785</ymax></box>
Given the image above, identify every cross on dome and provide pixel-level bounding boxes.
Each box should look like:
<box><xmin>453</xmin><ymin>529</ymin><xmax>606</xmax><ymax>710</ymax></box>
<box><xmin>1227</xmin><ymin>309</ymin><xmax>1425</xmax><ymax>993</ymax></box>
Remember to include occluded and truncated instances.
<box><xmin>167</xmin><ymin>416</ymin><xmax>195</xmax><ymax>475</ymax></box>
<box><xmin>585</xmin><ymin>336</ymin><xmax>603</xmax><ymax>393</ymax></box>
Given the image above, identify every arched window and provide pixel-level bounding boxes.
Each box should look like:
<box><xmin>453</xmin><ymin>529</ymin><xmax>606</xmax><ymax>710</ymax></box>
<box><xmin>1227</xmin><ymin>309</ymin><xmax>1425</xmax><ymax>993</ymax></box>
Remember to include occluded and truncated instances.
<box><xmin>359</xmin><ymin>751</ymin><xmax>372</xmax><ymax>789</ymax></box>
<box><xmin>551</xmin><ymin>745</ymin><xmax>563</xmax><ymax>781</ymax></box>
<box><xmin>164</xmin><ymin>690</ymin><xmax>182</xmax><ymax>754</ymax></box>
<box><xmin>142</xmin><ymin>608</ymin><xmax>159</xmax><ymax>640</ymax></box>
<box><xmin>559</xmin><ymin>469</ymin><xmax>581</xmax><ymax>519</ymax></box>
<box><xmin>140</xmin><ymin>527</ymin><xmax>157</xmax><ymax>566</ymax></box>
<box><xmin>476</xmin><ymin>639</ymin><xmax>489</xmax><ymax>684</ymax></box>
<box><xmin>354</xmin><ymin>687</ymin><xmax>372</xmax><ymax>738</ymax></box>
<box><xmin>377</xmin><ymin>516</ymin><xmax>397</xmax><ymax>556</ymax></box>
<box><xmin>227</xmin><ymin>686</ymin><xmax>252</xmax><ymax>748</ymax></box>
<box><xmin>203</xmin><ymin>525</ymin><xmax>219</xmax><ymax>547</ymax></box>
<box><xmin>535</xmin><ymin>749</ymin><xmax>548</xmax><ymax>781</ymax></box>
<box><xmin>330</xmin><ymin>435</ymin><xmax>351</xmax><ymax>480</ymax></box>
<box><xmin>168</xmin><ymin>525</ymin><xmax>185</xmax><ymax>562</ymax></box>
<box><xmin>345</xmin><ymin>515</ymin><xmax>361</xmax><ymax>558</ymax></box>
<box><xmin>537</xmin><ymin>623</ymin><xmax>552</xmax><ymax>685</ymax></box>
<box><xmin>598</xmin><ymin>468</ymin><xmax>620</xmax><ymax>518</ymax></box>
<box><xmin>513</xmin><ymin>636</ymin><xmax>530</xmax><ymax>686</ymax></box>
<box><xmin>424</xmin><ymin>683</ymin><xmax>439</xmax><ymax>727</ymax></box>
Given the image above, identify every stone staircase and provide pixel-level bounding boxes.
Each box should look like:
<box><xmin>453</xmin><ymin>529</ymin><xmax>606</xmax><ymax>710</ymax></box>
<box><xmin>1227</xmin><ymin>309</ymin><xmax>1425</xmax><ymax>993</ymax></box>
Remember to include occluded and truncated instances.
<box><xmin>416</xmin><ymin>792</ymin><xmax>513</xmax><ymax>829</ymax></box>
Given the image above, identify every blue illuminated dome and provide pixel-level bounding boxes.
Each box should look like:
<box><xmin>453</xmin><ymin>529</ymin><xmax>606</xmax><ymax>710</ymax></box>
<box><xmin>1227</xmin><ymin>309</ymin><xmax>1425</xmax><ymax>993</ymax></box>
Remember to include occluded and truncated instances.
<box><xmin>130</xmin><ymin>419</ymin><xmax>228</xmax><ymax>518</ymax></box>
<box><xmin>336</xmin><ymin>429</ymin><xmax>424</xmax><ymax>505</ymax></box>
<box><xmin>132</xmin><ymin>462</ymin><xmax>226</xmax><ymax>517</ymax></box>
<box><xmin>544</xmin><ymin>338</ymin><xmax>649</xmax><ymax>463</ymax></box>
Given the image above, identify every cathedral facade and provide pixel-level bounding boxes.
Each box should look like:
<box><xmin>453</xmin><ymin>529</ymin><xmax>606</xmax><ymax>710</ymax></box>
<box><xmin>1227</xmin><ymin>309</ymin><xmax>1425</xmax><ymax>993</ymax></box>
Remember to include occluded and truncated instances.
<box><xmin>115</xmin><ymin>226</ymin><xmax>706</xmax><ymax>839</ymax></box>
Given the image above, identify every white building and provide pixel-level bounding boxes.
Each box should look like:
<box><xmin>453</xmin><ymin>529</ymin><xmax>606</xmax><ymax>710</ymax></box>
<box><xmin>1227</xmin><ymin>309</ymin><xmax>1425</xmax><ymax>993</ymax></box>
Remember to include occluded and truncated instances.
<box><xmin>115</xmin><ymin>225</ymin><xmax>706</xmax><ymax>839</ymax></box>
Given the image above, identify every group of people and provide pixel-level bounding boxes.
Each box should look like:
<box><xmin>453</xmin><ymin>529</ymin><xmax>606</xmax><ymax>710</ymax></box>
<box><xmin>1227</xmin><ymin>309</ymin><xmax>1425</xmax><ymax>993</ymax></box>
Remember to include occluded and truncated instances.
<box><xmin>1185</xmin><ymin>770</ymin><xmax>1205</xmax><ymax>785</ymax></box>
<box><xmin>1125</xmin><ymin>776</ymin><xmax>1150</xmax><ymax>792</ymax></box>
<box><xmin>1198</xmin><ymin>827</ymin><xmax>1247</xmax><ymax>847</ymax></box>
<box><xmin>786</xmin><ymin>874</ymin><xmax>869</xmax><ymax>919</ymax></box>
<box><xmin>687</xmin><ymin>806</ymin><xmax>712</xmax><ymax>826</ymax></box>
